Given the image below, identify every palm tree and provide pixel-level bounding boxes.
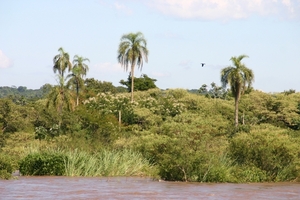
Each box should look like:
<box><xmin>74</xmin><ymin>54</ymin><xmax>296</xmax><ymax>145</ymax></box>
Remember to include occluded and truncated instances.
<box><xmin>53</xmin><ymin>47</ymin><xmax>72</xmax><ymax>78</ymax></box>
<box><xmin>117</xmin><ymin>32</ymin><xmax>149</xmax><ymax>102</ymax></box>
<box><xmin>221</xmin><ymin>54</ymin><xmax>254</xmax><ymax>127</ymax></box>
<box><xmin>67</xmin><ymin>55</ymin><xmax>89</xmax><ymax>106</ymax></box>
<box><xmin>47</xmin><ymin>74</ymin><xmax>75</xmax><ymax>115</ymax></box>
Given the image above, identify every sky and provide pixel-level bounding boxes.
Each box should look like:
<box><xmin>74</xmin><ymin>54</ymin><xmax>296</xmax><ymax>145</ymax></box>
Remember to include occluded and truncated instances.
<box><xmin>0</xmin><ymin>0</ymin><xmax>300</xmax><ymax>92</ymax></box>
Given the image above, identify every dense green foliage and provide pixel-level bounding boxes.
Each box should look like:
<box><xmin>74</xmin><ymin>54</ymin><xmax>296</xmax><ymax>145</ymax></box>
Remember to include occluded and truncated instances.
<box><xmin>120</xmin><ymin>74</ymin><xmax>157</xmax><ymax>92</ymax></box>
<box><xmin>1</xmin><ymin>87</ymin><xmax>300</xmax><ymax>182</ymax></box>
<box><xmin>1</xmin><ymin>48</ymin><xmax>300</xmax><ymax>182</ymax></box>
<box><xmin>0</xmin><ymin>86</ymin><xmax>46</xmax><ymax>101</ymax></box>
<box><xmin>0</xmin><ymin>154</ymin><xmax>13</xmax><ymax>179</ymax></box>
<box><xmin>228</xmin><ymin>126</ymin><xmax>300</xmax><ymax>181</ymax></box>
<box><xmin>198</xmin><ymin>82</ymin><xmax>229</xmax><ymax>99</ymax></box>
<box><xmin>19</xmin><ymin>152</ymin><xmax>66</xmax><ymax>176</ymax></box>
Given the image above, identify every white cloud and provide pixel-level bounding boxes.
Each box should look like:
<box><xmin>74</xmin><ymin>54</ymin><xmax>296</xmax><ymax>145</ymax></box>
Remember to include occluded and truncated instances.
<box><xmin>114</xmin><ymin>2</ymin><xmax>133</xmax><ymax>15</ymax></box>
<box><xmin>141</xmin><ymin>0</ymin><xmax>300</xmax><ymax>20</ymax></box>
<box><xmin>0</xmin><ymin>50</ymin><xmax>13</xmax><ymax>68</ymax></box>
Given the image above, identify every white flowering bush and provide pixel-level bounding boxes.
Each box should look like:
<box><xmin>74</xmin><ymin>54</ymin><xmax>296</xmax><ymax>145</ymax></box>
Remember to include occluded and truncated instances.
<box><xmin>84</xmin><ymin>93</ymin><xmax>137</xmax><ymax>125</ymax></box>
<box><xmin>35</xmin><ymin>124</ymin><xmax>60</xmax><ymax>140</ymax></box>
<box><xmin>136</xmin><ymin>90</ymin><xmax>185</xmax><ymax>119</ymax></box>
<box><xmin>83</xmin><ymin>89</ymin><xmax>186</xmax><ymax>127</ymax></box>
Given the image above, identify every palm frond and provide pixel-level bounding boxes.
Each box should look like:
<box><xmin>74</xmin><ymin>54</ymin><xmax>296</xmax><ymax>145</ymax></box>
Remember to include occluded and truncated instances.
<box><xmin>221</xmin><ymin>54</ymin><xmax>254</xmax><ymax>96</ymax></box>
<box><xmin>53</xmin><ymin>47</ymin><xmax>72</xmax><ymax>77</ymax></box>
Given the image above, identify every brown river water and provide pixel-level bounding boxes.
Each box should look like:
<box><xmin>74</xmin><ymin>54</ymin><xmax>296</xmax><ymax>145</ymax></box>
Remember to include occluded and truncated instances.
<box><xmin>0</xmin><ymin>176</ymin><xmax>299</xmax><ymax>200</ymax></box>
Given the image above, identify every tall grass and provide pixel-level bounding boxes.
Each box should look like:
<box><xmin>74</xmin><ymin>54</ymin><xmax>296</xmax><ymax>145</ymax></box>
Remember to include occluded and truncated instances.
<box><xmin>64</xmin><ymin>150</ymin><xmax>100</xmax><ymax>176</ymax></box>
<box><xmin>20</xmin><ymin>148</ymin><xmax>155</xmax><ymax>177</ymax></box>
<box><xmin>96</xmin><ymin>149</ymin><xmax>152</xmax><ymax>176</ymax></box>
<box><xmin>64</xmin><ymin>149</ymin><xmax>154</xmax><ymax>177</ymax></box>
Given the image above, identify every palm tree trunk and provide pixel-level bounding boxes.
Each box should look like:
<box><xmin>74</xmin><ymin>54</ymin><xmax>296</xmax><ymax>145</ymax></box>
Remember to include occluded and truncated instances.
<box><xmin>76</xmin><ymin>82</ymin><xmax>79</xmax><ymax>106</ymax></box>
<box><xmin>59</xmin><ymin>90</ymin><xmax>64</xmax><ymax>115</ymax></box>
<box><xmin>130</xmin><ymin>63</ymin><xmax>135</xmax><ymax>102</ymax></box>
<box><xmin>235</xmin><ymin>99</ymin><xmax>239</xmax><ymax>127</ymax></box>
<box><xmin>234</xmin><ymin>94</ymin><xmax>240</xmax><ymax>127</ymax></box>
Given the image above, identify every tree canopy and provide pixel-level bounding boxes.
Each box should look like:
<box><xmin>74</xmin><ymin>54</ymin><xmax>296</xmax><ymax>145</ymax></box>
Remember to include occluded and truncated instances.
<box><xmin>120</xmin><ymin>74</ymin><xmax>157</xmax><ymax>92</ymax></box>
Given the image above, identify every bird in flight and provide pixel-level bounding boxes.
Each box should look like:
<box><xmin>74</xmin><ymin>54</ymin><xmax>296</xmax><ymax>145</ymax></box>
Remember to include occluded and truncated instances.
<box><xmin>201</xmin><ymin>63</ymin><xmax>205</xmax><ymax>67</ymax></box>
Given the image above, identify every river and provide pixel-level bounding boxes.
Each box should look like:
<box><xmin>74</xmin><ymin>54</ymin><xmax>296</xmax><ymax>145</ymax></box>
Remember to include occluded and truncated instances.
<box><xmin>0</xmin><ymin>177</ymin><xmax>299</xmax><ymax>199</ymax></box>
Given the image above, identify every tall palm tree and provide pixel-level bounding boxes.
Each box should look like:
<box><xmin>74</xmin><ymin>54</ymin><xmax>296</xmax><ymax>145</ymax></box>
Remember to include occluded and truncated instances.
<box><xmin>53</xmin><ymin>47</ymin><xmax>72</xmax><ymax>78</ymax></box>
<box><xmin>67</xmin><ymin>55</ymin><xmax>89</xmax><ymax>106</ymax></box>
<box><xmin>117</xmin><ymin>32</ymin><xmax>149</xmax><ymax>102</ymax></box>
<box><xmin>221</xmin><ymin>54</ymin><xmax>254</xmax><ymax>127</ymax></box>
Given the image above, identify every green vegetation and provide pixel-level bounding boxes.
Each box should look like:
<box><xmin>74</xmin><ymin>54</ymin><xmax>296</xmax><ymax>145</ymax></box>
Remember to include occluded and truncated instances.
<box><xmin>0</xmin><ymin>86</ymin><xmax>47</xmax><ymax>102</ymax></box>
<box><xmin>0</xmin><ymin>154</ymin><xmax>13</xmax><ymax>179</ymax></box>
<box><xmin>1</xmin><ymin>87</ymin><xmax>300</xmax><ymax>182</ymax></box>
<box><xmin>120</xmin><ymin>74</ymin><xmax>157</xmax><ymax>92</ymax></box>
<box><xmin>19</xmin><ymin>148</ymin><xmax>154</xmax><ymax>177</ymax></box>
<box><xmin>1</xmin><ymin>44</ymin><xmax>300</xmax><ymax>183</ymax></box>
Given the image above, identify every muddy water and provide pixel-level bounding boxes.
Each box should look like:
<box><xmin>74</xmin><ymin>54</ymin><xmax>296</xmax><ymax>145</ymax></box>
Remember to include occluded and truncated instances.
<box><xmin>0</xmin><ymin>177</ymin><xmax>299</xmax><ymax>200</ymax></box>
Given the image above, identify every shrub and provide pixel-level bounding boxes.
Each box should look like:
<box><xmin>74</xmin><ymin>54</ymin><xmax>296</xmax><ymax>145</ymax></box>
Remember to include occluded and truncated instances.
<box><xmin>131</xmin><ymin>128</ymin><xmax>230</xmax><ymax>182</ymax></box>
<box><xmin>19</xmin><ymin>152</ymin><xmax>65</xmax><ymax>176</ymax></box>
<box><xmin>230</xmin><ymin>165</ymin><xmax>267</xmax><ymax>182</ymax></box>
<box><xmin>228</xmin><ymin>125</ymin><xmax>300</xmax><ymax>181</ymax></box>
<box><xmin>0</xmin><ymin>154</ymin><xmax>13</xmax><ymax>179</ymax></box>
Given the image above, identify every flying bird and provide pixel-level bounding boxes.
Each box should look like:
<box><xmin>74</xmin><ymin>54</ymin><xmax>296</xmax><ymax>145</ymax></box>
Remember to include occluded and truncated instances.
<box><xmin>201</xmin><ymin>63</ymin><xmax>205</xmax><ymax>67</ymax></box>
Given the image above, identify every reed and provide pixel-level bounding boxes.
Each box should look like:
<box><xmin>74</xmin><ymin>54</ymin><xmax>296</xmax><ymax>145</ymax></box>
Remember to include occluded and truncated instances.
<box><xmin>63</xmin><ymin>149</ymin><xmax>153</xmax><ymax>177</ymax></box>
<box><xmin>20</xmin><ymin>148</ymin><xmax>154</xmax><ymax>177</ymax></box>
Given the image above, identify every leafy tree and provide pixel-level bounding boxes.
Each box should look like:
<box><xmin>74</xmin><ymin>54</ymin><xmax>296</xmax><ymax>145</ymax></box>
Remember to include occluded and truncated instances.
<box><xmin>199</xmin><ymin>82</ymin><xmax>228</xmax><ymax>99</ymax></box>
<box><xmin>221</xmin><ymin>55</ymin><xmax>254</xmax><ymax>127</ymax></box>
<box><xmin>0</xmin><ymin>99</ymin><xmax>35</xmax><ymax>136</ymax></box>
<box><xmin>0</xmin><ymin>86</ymin><xmax>44</xmax><ymax>100</ymax></box>
<box><xmin>84</xmin><ymin>78</ymin><xmax>117</xmax><ymax>95</ymax></box>
<box><xmin>283</xmin><ymin>89</ymin><xmax>296</xmax><ymax>95</ymax></box>
<box><xmin>17</xmin><ymin>86</ymin><xmax>27</xmax><ymax>93</ymax></box>
<box><xmin>40</xmin><ymin>84</ymin><xmax>53</xmax><ymax>97</ymax></box>
<box><xmin>0</xmin><ymin>100</ymin><xmax>11</xmax><ymax>133</ymax></box>
<box><xmin>115</xmin><ymin>86</ymin><xmax>128</xmax><ymax>93</ymax></box>
<box><xmin>120</xmin><ymin>74</ymin><xmax>157</xmax><ymax>92</ymax></box>
<box><xmin>198</xmin><ymin>84</ymin><xmax>208</xmax><ymax>94</ymax></box>
<box><xmin>67</xmin><ymin>55</ymin><xmax>89</xmax><ymax>106</ymax></box>
<box><xmin>117</xmin><ymin>32</ymin><xmax>149</xmax><ymax>102</ymax></box>
<box><xmin>53</xmin><ymin>47</ymin><xmax>72</xmax><ymax>78</ymax></box>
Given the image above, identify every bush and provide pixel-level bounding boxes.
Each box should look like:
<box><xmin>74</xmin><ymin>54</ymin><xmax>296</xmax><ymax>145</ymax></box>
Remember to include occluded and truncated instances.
<box><xmin>131</xmin><ymin>129</ymin><xmax>230</xmax><ymax>182</ymax></box>
<box><xmin>228</xmin><ymin>125</ymin><xmax>300</xmax><ymax>181</ymax></box>
<box><xmin>230</xmin><ymin>165</ymin><xmax>267</xmax><ymax>182</ymax></box>
<box><xmin>19</xmin><ymin>152</ymin><xmax>66</xmax><ymax>176</ymax></box>
<box><xmin>0</xmin><ymin>154</ymin><xmax>13</xmax><ymax>179</ymax></box>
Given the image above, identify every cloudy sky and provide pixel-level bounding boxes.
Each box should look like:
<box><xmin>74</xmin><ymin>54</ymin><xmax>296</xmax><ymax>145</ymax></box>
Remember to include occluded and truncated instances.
<box><xmin>0</xmin><ymin>0</ymin><xmax>299</xmax><ymax>92</ymax></box>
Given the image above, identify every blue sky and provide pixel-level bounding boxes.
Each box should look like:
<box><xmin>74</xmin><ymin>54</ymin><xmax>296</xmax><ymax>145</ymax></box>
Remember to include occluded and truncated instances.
<box><xmin>0</xmin><ymin>0</ymin><xmax>299</xmax><ymax>92</ymax></box>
